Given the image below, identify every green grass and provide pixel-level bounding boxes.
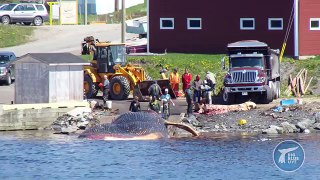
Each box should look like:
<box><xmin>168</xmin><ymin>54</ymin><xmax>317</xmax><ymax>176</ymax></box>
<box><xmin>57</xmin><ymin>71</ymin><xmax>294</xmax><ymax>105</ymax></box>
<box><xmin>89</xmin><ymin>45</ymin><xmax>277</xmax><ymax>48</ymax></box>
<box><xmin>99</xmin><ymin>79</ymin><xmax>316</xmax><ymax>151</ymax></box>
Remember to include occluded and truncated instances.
<box><xmin>128</xmin><ymin>54</ymin><xmax>320</xmax><ymax>97</ymax></box>
<box><xmin>128</xmin><ymin>53</ymin><xmax>226</xmax><ymax>93</ymax></box>
<box><xmin>0</xmin><ymin>25</ymin><xmax>34</xmax><ymax>48</ymax></box>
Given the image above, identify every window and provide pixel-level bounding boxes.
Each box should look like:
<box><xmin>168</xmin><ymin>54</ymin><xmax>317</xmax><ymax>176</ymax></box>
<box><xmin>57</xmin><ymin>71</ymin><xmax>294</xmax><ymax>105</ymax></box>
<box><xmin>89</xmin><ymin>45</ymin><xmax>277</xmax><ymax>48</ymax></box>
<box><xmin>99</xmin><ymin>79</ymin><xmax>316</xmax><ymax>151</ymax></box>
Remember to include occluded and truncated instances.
<box><xmin>35</xmin><ymin>5</ymin><xmax>45</xmax><ymax>11</ymax></box>
<box><xmin>25</xmin><ymin>5</ymin><xmax>35</xmax><ymax>11</ymax></box>
<box><xmin>160</xmin><ymin>18</ymin><xmax>174</xmax><ymax>29</ymax></box>
<box><xmin>268</xmin><ymin>18</ymin><xmax>283</xmax><ymax>30</ymax></box>
<box><xmin>240</xmin><ymin>18</ymin><xmax>255</xmax><ymax>30</ymax></box>
<box><xmin>310</xmin><ymin>18</ymin><xmax>320</xmax><ymax>30</ymax></box>
<box><xmin>187</xmin><ymin>18</ymin><xmax>202</xmax><ymax>29</ymax></box>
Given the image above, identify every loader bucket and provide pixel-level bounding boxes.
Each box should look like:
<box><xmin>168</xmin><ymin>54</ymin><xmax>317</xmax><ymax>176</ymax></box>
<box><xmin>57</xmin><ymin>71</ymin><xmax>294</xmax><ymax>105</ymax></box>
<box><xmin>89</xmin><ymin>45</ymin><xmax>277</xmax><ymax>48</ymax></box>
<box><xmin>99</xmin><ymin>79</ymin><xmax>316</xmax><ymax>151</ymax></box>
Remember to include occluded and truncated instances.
<box><xmin>133</xmin><ymin>80</ymin><xmax>176</xmax><ymax>101</ymax></box>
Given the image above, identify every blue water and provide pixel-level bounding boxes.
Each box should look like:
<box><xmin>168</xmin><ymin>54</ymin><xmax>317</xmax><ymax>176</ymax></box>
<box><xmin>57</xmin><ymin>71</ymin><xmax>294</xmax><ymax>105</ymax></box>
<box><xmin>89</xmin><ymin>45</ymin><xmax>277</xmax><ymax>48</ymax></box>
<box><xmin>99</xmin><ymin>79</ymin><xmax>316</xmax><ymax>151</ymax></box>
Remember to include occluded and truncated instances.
<box><xmin>0</xmin><ymin>131</ymin><xmax>319</xmax><ymax>180</ymax></box>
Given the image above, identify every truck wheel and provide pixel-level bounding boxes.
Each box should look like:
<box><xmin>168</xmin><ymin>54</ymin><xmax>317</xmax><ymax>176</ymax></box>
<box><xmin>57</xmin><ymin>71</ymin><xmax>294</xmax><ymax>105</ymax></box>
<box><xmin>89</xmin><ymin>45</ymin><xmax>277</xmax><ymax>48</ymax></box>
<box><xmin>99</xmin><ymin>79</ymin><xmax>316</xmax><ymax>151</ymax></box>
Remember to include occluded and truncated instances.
<box><xmin>84</xmin><ymin>75</ymin><xmax>99</xmax><ymax>99</ymax></box>
<box><xmin>110</xmin><ymin>76</ymin><xmax>130</xmax><ymax>100</ymax></box>
<box><xmin>262</xmin><ymin>85</ymin><xmax>273</xmax><ymax>104</ymax></box>
<box><xmin>222</xmin><ymin>88</ymin><xmax>235</xmax><ymax>104</ymax></box>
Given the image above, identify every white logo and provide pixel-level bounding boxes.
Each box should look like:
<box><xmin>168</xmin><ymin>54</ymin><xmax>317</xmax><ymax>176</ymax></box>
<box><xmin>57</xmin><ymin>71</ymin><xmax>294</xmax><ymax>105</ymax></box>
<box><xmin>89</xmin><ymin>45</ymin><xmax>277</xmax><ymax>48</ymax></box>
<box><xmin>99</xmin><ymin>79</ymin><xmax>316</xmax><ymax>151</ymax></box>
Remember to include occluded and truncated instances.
<box><xmin>278</xmin><ymin>147</ymin><xmax>299</xmax><ymax>164</ymax></box>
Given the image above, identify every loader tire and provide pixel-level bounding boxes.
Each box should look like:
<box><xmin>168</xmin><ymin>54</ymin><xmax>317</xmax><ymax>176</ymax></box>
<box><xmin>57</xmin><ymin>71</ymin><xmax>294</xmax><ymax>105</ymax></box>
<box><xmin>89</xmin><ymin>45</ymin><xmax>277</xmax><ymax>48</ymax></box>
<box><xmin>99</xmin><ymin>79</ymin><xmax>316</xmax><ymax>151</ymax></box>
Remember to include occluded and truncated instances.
<box><xmin>84</xmin><ymin>75</ymin><xmax>99</xmax><ymax>99</ymax></box>
<box><xmin>110</xmin><ymin>76</ymin><xmax>130</xmax><ymax>100</ymax></box>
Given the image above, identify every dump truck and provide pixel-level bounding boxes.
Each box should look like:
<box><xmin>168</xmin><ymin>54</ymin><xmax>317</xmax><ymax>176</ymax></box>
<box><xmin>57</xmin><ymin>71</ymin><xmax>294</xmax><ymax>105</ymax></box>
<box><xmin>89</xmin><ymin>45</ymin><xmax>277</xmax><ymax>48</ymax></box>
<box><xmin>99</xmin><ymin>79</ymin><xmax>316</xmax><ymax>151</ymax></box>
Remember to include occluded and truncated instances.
<box><xmin>82</xmin><ymin>36</ymin><xmax>174</xmax><ymax>101</ymax></box>
<box><xmin>221</xmin><ymin>40</ymin><xmax>280</xmax><ymax>104</ymax></box>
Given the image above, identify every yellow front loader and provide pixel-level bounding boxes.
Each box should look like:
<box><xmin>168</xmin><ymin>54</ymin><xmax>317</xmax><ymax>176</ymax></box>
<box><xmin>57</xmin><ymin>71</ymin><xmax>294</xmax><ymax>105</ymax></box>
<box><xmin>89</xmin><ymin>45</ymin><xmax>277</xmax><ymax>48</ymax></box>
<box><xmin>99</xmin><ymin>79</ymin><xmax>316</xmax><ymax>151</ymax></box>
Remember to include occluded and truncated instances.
<box><xmin>82</xmin><ymin>38</ymin><xmax>174</xmax><ymax>101</ymax></box>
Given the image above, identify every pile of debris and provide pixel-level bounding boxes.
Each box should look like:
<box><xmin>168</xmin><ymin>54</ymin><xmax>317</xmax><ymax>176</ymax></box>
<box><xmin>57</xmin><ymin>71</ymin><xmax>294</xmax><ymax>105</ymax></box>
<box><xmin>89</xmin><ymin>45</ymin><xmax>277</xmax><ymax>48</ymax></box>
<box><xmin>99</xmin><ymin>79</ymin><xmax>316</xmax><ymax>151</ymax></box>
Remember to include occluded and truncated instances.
<box><xmin>51</xmin><ymin>107</ymin><xmax>99</xmax><ymax>134</ymax></box>
<box><xmin>285</xmin><ymin>68</ymin><xmax>314</xmax><ymax>97</ymax></box>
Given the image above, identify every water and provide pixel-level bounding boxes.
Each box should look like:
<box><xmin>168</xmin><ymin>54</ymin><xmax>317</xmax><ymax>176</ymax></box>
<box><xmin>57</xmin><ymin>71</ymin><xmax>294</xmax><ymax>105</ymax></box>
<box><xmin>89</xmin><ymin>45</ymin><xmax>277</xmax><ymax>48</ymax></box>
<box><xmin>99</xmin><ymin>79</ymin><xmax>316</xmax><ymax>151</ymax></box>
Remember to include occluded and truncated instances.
<box><xmin>0</xmin><ymin>131</ymin><xmax>320</xmax><ymax>180</ymax></box>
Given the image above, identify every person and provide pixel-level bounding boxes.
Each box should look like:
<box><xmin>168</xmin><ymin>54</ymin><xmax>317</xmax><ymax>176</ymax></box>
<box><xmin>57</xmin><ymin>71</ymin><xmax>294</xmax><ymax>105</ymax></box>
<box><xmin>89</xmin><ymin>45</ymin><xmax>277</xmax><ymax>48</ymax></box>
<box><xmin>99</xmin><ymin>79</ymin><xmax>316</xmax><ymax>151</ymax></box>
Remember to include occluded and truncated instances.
<box><xmin>202</xmin><ymin>75</ymin><xmax>215</xmax><ymax>105</ymax></box>
<box><xmin>160</xmin><ymin>67</ymin><xmax>168</xmax><ymax>79</ymax></box>
<box><xmin>149</xmin><ymin>96</ymin><xmax>161</xmax><ymax>113</ymax></box>
<box><xmin>161</xmin><ymin>88</ymin><xmax>175</xmax><ymax>118</ymax></box>
<box><xmin>192</xmin><ymin>75</ymin><xmax>202</xmax><ymax>103</ymax></box>
<box><xmin>148</xmin><ymin>80</ymin><xmax>162</xmax><ymax>100</ymax></box>
<box><xmin>206</xmin><ymin>71</ymin><xmax>216</xmax><ymax>94</ymax></box>
<box><xmin>129</xmin><ymin>96</ymin><xmax>141</xmax><ymax>112</ymax></box>
<box><xmin>182</xmin><ymin>68</ymin><xmax>192</xmax><ymax>93</ymax></box>
<box><xmin>102</xmin><ymin>75</ymin><xmax>110</xmax><ymax>106</ymax></box>
<box><xmin>185</xmin><ymin>85</ymin><xmax>193</xmax><ymax>117</ymax></box>
<box><xmin>169</xmin><ymin>68</ymin><xmax>180</xmax><ymax>97</ymax></box>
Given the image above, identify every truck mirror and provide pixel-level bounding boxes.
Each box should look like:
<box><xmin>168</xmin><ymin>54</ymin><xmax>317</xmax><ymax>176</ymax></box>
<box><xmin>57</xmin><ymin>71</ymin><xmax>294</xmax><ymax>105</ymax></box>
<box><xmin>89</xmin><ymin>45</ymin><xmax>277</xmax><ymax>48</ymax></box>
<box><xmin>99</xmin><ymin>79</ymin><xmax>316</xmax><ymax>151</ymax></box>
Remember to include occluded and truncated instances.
<box><xmin>221</xmin><ymin>57</ymin><xmax>226</xmax><ymax>70</ymax></box>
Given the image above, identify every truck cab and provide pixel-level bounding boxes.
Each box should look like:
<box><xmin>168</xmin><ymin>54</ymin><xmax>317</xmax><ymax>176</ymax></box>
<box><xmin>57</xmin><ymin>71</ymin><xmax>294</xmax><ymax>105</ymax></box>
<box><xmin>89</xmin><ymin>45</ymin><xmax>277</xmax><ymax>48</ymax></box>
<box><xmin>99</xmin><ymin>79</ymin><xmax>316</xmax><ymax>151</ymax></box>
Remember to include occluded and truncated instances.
<box><xmin>221</xmin><ymin>40</ymin><xmax>280</xmax><ymax>104</ymax></box>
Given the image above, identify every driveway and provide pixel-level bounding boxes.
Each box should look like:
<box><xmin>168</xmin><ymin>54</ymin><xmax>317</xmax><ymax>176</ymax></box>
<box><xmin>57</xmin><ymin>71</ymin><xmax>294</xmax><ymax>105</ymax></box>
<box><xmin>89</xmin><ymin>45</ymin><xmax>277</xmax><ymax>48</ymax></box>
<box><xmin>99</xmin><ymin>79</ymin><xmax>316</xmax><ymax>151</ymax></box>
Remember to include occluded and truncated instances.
<box><xmin>0</xmin><ymin>24</ymin><xmax>136</xmax><ymax>57</ymax></box>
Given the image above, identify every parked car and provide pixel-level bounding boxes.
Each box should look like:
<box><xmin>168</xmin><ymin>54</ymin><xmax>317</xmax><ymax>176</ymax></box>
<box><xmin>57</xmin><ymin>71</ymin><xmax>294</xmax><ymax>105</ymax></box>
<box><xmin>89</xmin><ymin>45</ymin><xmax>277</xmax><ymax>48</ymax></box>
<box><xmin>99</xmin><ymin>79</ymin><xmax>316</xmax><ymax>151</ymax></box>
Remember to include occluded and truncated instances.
<box><xmin>0</xmin><ymin>3</ymin><xmax>49</xmax><ymax>26</ymax></box>
<box><xmin>0</xmin><ymin>51</ymin><xmax>16</xmax><ymax>85</ymax></box>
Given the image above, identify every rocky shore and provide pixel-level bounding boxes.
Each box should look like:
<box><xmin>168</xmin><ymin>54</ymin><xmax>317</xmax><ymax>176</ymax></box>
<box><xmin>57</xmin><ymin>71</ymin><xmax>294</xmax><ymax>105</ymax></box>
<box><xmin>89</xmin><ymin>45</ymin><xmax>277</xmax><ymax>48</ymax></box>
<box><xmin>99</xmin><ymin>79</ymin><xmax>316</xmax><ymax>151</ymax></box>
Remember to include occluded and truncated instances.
<box><xmin>193</xmin><ymin>101</ymin><xmax>320</xmax><ymax>135</ymax></box>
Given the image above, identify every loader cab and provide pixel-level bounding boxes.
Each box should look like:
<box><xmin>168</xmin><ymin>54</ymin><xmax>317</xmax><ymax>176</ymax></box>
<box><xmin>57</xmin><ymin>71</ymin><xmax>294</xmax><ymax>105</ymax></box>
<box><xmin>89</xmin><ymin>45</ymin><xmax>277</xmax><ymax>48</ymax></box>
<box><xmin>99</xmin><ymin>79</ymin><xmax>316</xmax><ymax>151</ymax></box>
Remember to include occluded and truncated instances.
<box><xmin>96</xmin><ymin>44</ymin><xmax>126</xmax><ymax>73</ymax></box>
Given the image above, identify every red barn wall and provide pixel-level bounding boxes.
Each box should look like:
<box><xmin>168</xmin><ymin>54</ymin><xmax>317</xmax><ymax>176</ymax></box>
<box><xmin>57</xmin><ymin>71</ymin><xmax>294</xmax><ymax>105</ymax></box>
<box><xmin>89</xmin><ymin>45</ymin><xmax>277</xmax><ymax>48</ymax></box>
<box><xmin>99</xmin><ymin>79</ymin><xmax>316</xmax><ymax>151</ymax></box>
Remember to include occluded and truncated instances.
<box><xmin>149</xmin><ymin>0</ymin><xmax>294</xmax><ymax>55</ymax></box>
<box><xmin>299</xmin><ymin>0</ymin><xmax>320</xmax><ymax>56</ymax></box>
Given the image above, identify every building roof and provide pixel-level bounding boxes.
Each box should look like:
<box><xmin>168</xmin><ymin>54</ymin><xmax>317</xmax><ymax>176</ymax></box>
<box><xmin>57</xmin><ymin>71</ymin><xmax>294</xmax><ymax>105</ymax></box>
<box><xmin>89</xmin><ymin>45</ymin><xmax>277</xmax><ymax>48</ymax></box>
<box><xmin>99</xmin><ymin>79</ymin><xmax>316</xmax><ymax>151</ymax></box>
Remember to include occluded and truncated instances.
<box><xmin>227</xmin><ymin>40</ymin><xmax>268</xmax><ymax>48</ymax></box>
<box><xmin>16</xmin><ymin>53</ymin><xmax>90</xmax><ymax>66</ymax></box>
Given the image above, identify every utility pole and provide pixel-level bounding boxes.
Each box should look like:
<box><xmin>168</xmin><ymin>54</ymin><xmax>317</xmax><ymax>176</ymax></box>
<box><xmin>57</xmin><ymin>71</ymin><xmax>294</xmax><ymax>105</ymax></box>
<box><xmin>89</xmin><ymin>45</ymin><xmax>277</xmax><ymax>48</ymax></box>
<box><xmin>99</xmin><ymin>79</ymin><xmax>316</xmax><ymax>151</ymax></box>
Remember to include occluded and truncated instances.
<box><xmin>84</xmin><ymin>0</ymin><xmax>88</xmax><ymax>25</ymax></box>
<box><xmin>121</xmin><ymin>0</ymin><xmax>126</xmax><ymax>43</ymax></box>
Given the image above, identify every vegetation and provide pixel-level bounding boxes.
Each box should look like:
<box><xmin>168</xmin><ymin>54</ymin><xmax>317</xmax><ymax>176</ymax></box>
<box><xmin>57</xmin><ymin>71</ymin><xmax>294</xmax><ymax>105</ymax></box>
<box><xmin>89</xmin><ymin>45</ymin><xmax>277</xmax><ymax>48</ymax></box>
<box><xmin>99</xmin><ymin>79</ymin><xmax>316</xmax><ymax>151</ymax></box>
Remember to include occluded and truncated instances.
<box><xmin>0</xmin><ymin>25</ymin><xmax>34</xmax><ymax>48</ymax></box>
<box><xmin>128</xmin><ymin>54</ymin><xmax>320</xmax><ymax>97</ymax></box>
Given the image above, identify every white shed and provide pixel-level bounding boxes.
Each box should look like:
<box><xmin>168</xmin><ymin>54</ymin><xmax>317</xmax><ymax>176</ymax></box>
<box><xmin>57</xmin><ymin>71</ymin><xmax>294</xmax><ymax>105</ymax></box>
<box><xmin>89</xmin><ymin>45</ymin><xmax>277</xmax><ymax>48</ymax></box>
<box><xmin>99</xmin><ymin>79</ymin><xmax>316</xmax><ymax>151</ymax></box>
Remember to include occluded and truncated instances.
<box><xmin>13</xmin><ymin>53</ymin><xmax>90</xmax><ymax>104</ymax></box>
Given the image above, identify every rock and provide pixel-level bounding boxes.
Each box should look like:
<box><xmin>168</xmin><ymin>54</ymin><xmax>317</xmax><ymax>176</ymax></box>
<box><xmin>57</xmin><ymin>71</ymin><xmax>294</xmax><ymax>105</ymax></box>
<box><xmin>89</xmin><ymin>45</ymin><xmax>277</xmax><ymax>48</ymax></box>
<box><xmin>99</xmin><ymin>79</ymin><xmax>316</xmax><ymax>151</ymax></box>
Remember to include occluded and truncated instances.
<box><xmin>262</xmin><ymin>125</ymin><xmax>281</xmax><ymax>134</ymax></box>
<box><xmin>315</xmin><ymin>112</ymin><xmax>320</xmax><ymax>123</ymax></box>
<box><xmin>314</xmin><ymin>123</ymin><xmax>320</xmax><ymax>130</ymax></box>
<box><xmin>67</xmin><ymin>107</ymin><xmax>92</xmax><ymax>118</ymax></box>
<box><xmin>281</xmin><ymin>122</ymin><xmax>299</xmax><ymax>133</ymax></box>
<box><xmin>276</xmin><ymin>127</ymin><xmax>284</xmax><ymax>134</ymax></box>
<box><xmin>304</xmin><ymin>129</ymin><xmax>311</xmax><ymax>134</ymax></box>
<box><xmin>182</xmin><ymin>115</ymin><xmax>202</xmax><ymax>127</ymax></box>
<box><xmin>214</xmin><ymin>124</ymin><xmax>220</xmax><ymax>129</ymax></box>
<box><xmin>296</xmin><ymin>118</ymin><xmax>315</xmax><ymax>132</ymax></box>
<box><xmin>221</xmin><ymin>125</ymin><xmax>227</xmax><ymax>131</ymax></box>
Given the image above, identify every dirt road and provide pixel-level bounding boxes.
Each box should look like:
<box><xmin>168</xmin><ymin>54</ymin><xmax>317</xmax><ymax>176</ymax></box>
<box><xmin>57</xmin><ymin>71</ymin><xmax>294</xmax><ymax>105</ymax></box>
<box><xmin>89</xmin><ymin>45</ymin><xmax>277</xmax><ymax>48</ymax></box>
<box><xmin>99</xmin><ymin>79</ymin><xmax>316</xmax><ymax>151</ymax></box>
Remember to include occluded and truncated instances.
<box><xmin>0</xmin><ymin>24</ymin><xmax>135</xmax><ymax>57</ymax></box>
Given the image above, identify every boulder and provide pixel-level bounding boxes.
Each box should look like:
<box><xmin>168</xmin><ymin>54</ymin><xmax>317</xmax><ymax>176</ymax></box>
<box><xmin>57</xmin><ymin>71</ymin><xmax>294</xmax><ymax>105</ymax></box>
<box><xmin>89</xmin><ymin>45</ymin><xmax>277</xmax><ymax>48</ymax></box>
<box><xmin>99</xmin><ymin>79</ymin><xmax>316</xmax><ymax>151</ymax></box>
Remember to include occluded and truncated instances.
<box><xmin>181</xmin><ymin>115</ymin><xmax>202</xmax><ymax>127</ymax></box>
<box><xmin>315</xmin><ymin>112</ymin><xmax>320</xmax><ymax>123</ymax></box>
<box><xmin>296</xmin><ymin>118</ymin><xmax>315</xmax><ymax>132</ymax></box>
<box><xmin>281</xmin><ymin>122</ymin><xmax>299</xmax><ymax>133</ymax></box>
<box><xmin>313</xmin><ymin>123</ymin><xmax>320</xmax><ymax>130</ymax></box>
<box><xmin>262</xmin><ymin>125</ymin><xmax>281</xmax><ymax>134</ymax></box>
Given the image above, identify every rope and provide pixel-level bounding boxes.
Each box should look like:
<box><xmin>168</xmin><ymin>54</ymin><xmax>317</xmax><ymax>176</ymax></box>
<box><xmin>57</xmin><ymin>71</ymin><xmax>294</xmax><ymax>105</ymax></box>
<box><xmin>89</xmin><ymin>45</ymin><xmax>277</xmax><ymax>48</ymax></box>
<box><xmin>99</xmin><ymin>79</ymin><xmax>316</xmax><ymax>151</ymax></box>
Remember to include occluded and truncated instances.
<box><xmin>280</xmin><ymin>2</ymin><xmax>295</xmax><ymax>62</ymax></box>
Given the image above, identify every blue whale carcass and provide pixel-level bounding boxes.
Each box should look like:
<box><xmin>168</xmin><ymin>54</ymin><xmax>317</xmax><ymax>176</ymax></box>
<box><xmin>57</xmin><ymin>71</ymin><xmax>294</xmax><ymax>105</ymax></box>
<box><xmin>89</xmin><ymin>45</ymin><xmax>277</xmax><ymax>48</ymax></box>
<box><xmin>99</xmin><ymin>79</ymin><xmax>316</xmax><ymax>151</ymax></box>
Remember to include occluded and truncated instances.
<box><xmin>79</xmin><ymin>112</ymin><xmax>199</xmax><ymax>140</ymax></box>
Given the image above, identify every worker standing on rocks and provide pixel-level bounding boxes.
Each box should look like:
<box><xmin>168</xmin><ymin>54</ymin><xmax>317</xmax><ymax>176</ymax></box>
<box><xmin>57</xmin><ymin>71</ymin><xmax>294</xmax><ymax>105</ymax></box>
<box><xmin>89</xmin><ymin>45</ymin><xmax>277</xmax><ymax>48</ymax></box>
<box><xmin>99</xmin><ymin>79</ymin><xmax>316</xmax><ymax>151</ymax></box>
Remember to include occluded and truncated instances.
<box><xmin>103</xmin><ymin>75</ymin><xmax>110</xmax><ymax>106</ymax></box>
<box><xmin>170</xmin><ymin>68</ymin><xmax>180</xmax><ymax>97</ymax></box>
<box><xmin>148</xmin><ymin>81</ymin><xmax>162</xmax><ymax>100</ymax></box>
<box><xmin>185</xmin><ymin>85</ymin><xmax>193</xmax><ymax>117</ymax></box>
<box><xmin>192</xmin><ymin>75</ymin><xmax>202</xmax><ymax>103</ymax></box>
<box><xmin>182</xmin><ymin>68</ymin><xmax>192</xmax><ymax>93</ymax></box>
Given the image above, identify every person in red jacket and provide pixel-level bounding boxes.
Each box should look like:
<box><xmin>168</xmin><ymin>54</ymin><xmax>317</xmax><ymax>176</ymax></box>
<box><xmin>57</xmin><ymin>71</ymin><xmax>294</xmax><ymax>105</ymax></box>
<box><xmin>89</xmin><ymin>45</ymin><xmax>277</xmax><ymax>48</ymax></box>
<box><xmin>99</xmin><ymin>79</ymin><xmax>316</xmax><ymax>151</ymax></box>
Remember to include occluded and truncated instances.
<box><xmin>182</xmin><ymin>68</ymin><xmax>192</xmax><ymax>92</ymax></box>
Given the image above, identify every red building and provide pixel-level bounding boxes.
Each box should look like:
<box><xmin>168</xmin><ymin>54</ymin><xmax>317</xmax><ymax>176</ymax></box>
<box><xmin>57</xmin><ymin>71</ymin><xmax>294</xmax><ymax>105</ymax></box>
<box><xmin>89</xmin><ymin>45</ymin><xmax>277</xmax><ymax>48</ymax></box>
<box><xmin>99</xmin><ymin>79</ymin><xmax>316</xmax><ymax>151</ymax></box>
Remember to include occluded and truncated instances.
<box><xmin>147</xmin><ymin>0</ymin><xmax>320</xmax><ymax>58</ymax></box>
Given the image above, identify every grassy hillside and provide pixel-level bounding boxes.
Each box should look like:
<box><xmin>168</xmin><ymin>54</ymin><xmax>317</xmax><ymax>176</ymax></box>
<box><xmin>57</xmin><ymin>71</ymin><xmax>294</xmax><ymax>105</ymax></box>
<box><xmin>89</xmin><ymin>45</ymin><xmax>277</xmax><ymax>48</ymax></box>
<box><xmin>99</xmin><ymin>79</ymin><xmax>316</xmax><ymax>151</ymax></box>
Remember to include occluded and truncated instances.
<box><xmin>0</xmin><ymin>25</ymin><xmax>34</xmax><ymax>48</ymax></box>
<box><xmin>128</xmin><ymin>54</ymin><xmax>320</xmax><ymax>97</ymax></box>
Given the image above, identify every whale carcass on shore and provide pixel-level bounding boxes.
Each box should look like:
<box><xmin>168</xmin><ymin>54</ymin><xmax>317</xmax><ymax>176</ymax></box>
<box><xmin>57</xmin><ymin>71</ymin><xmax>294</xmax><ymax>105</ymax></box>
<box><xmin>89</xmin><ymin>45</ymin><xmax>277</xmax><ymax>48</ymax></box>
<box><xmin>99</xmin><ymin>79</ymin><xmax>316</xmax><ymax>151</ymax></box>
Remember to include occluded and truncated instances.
<box><xmin>79</xmin><ymin>112</ymin><xmax>199</xmax><ymax>140</ymax></box>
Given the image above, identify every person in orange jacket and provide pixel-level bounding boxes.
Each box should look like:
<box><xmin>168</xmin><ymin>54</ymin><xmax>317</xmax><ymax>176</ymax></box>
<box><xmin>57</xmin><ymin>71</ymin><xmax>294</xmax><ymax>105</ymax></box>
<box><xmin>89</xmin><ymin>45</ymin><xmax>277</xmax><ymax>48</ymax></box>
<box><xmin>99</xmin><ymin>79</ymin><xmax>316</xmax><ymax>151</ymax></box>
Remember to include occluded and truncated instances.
<box><xmin>182</xmin><ymin>68</ymin><xmax>192</xmax><ymax>92</ymax></box>
<box><xmin>169</xmin><ymin>68</ymin><xmax>180</xmax><ymax>97</ymax></box>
